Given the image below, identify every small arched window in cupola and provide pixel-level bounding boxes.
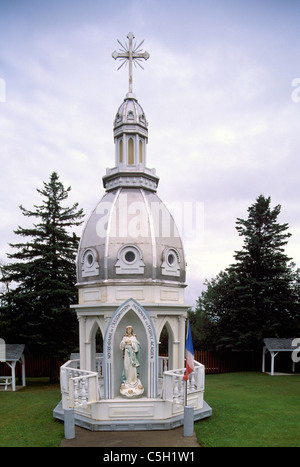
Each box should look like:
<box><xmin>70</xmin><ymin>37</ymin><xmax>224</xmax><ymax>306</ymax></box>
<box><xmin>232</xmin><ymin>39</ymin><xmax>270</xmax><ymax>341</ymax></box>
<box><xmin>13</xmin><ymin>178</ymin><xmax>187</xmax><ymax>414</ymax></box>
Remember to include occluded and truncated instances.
<box><xmin>139</xmin><ymin>113</ymin><xmax>146</xmax><ymax>124</ymax></box>
<box><xmin>115</xmin><ymin>112</ymin><xmax>122</xmax><ymax>125</ymax></box>
<box><xmin>127</xmin><ymin>110</ymin><xmax>134</xmax><ymax>120</ymax></box>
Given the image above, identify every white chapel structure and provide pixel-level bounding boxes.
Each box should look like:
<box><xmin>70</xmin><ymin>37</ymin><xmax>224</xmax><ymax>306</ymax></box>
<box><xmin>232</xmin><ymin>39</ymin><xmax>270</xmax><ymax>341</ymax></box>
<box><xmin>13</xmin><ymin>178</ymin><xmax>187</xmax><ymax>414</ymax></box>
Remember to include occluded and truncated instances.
<box><xmin>54</xmin><ymin>32</ymin><xmax>212</xmax><ymax>430</ymax></box>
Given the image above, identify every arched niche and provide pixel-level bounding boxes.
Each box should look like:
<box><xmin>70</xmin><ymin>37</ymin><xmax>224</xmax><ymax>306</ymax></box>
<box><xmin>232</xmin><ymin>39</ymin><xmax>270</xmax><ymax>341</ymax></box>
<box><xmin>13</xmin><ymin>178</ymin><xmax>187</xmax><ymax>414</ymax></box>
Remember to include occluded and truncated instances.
<box><xmin>87</xmin><ymin>318</ymin><xmax>104</xmax><ymax>372</ymax></box>
<box><xmin>103</xmin><ymin>298</ymin><xmax>157</xmax><ymax>399</ymax></box>
<box><xmin>158</xmin><ymin>319</ymin><xmax>175</xmax><ymax>370</ymax></box>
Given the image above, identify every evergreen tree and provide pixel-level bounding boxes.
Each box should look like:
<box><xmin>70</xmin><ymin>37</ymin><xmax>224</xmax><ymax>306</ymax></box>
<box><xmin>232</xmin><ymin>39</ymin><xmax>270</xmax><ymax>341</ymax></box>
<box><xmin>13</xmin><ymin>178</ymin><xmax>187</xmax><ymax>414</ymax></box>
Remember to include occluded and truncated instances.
<box><xmin>231</xmin><ymin>195</ymin><xmax>298</xmax><ymax>345</ymax></box>
<box><xmin>0</xmin><ymin>172</ymin><xmax>84</xmax><ymax>381</ymax></box>
<box><xmin>193</xmin><ymin>195</ymin><xmax>300</xmax><ymax>351</ymax></box>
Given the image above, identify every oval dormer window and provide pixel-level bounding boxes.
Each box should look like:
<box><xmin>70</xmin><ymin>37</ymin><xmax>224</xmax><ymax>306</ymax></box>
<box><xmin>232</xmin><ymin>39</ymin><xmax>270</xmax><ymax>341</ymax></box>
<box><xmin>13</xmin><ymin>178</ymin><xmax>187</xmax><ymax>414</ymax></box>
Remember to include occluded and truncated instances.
<box><xmin>86</xmin><ymin>252</ymin><xmax>94</xmax><ymax>266</ymax></box>
<box><xmin>115</xmin><ymin>244</ymin><xmax>145</xmax><ymax>274</ymax></box>
<box><xmin>161</xmin><ymin>247</ymin><xmax>181</xmax><ymax>277</ymax></box>
<box><xmin>124</xmin><ymin>250</ymin><xmax>136</xmax><ymax>263</ymax></box>
<box><xmin>81</xmin><ymin>247</ymin><xmax>100</xmax><ymax>278</ymax></box>
<box><xmin>167</xmin><ymin>251</ymin><xmax>176</xmax><ymax>266</ymax></box>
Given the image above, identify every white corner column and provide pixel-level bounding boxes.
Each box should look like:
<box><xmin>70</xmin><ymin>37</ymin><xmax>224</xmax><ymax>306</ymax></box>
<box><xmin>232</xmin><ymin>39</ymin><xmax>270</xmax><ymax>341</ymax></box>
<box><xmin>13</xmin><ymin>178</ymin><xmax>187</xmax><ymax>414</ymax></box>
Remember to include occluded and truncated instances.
<box><xmin>78</xmin><ymin>315</ymin><xmax>87</xmax><ymax>370</ymax></box>
<box><xmin>21</xmin><ymin>354</ymin><xmax>26</xmax><ymax>387</ymax></box>
<box><xmin>178</xmin><ymin>316</ymin><xmax>186</xmax><ymax>369</ymax></box>
<box><xmin>262</xmin><ymin>346</ymin><xmax>267</xmax><ymax>373</ymax></box>
<box><xmin>7</xmin><ymin>361</ymin><xmax>16</xmax><ymax>391</ymax></box>
<box><xmin>270</xmin><ymin>351</ymin><xmax>278</xmax><ymax>376</ymax></box>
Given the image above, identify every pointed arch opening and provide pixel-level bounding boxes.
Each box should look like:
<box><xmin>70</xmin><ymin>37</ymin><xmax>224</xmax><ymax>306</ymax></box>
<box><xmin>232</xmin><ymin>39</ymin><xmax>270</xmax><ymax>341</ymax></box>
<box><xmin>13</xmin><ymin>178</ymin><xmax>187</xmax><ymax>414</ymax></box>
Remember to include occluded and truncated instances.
<box><xmin>119</xmin><ymin>139</ymin><xmax>123</xmax><ymax>163</ymax></box>
<box><xmin>128</xmin><ymin>138</ymin><xmax>134</xmax><ymax>165</ymax></box>
<box><xmin>139</xmin><ymin>139</ymin><xmax>143</xmax><ymax>163</ymax></box>
<box><xmin>88</xmin><ymin>320</ymin><xmax>104</xmax><ymax>374</ymax></box>
<box><xmin>158</xmin><ymin>320</ymin><xmax>174</xmax><ymax>371</ymax></box>
<box><xmin>95</xmin><ymin>327</ymin><xmax>103</xmax><ymax>353</ymax></box>
<box><xmin>159</xmin><ymin>324</ymin><xmax>169</xmax><ymax>355</ymax></box>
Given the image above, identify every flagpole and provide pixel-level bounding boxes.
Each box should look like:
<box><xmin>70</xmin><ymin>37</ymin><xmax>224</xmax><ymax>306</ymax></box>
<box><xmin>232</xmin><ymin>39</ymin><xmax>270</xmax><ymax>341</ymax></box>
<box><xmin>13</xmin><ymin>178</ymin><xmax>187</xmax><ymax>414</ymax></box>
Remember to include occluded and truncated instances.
<box><xmin>183</xmin><ymin>318</ymin><xmax>194</xmax><ymax>437</ymax></box>
<box><xmin>184</xmin><ymin>318</ymin><xmax>188</xmax><ymax>407</ymax></box>
<box><xmin>184</xmin><ymin>372</ymin><xmax>187</xmax><ymax>407</ymax></box>
<box><xmin>184</xmin><ymin>317</ymin><xmax>187</xmax><ymax>406</ymax></box>
<box><xmin>184</xmin><ymin>320</ymin><xmax>188</xmax><ymax>407</ymax></box>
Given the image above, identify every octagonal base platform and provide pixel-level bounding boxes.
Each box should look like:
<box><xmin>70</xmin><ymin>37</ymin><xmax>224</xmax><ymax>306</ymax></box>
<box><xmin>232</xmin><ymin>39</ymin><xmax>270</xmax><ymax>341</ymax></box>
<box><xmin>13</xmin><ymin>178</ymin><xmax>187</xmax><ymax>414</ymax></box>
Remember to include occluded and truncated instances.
<box><xmin>53</xmin><ymin>400</ymin><xmax>212</xmax><ymax>432</ymax></box>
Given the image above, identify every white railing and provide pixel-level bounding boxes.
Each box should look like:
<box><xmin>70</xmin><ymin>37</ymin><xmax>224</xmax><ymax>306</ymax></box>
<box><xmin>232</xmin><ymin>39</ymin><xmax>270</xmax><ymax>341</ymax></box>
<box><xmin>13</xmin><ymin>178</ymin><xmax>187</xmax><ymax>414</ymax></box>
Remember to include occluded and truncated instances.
<box><xmin>60</xmin><ymin>357</ymin><xmax>204</xmax><ymax>410</ymax></box>
<box><xmin>60</xmin><ymin>360</ymin><xmax>100</xmax><ymax>409</ymax></box>
<box><xmin>95</xmin><ymin>356</ymin><xmax>104</xmax><ymax>378</ymax></box>
<box><xmin>158</xmin><ymin>355</ymin><xmax>168</xmax><ymax>377</ymax></box>
<box><xmin>162</xmin><ymin>360</ymin><xmax>205</xmax><ymax>404</ymax></box>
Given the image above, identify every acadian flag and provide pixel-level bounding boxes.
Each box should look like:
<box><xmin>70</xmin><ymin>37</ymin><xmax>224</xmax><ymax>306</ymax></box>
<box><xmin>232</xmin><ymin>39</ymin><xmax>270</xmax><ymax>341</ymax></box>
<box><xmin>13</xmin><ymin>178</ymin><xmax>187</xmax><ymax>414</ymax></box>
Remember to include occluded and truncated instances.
<box><xmin>183</xmin><ymin>320</ymin><xmax>194</xmax><ymax>381</ymax></box>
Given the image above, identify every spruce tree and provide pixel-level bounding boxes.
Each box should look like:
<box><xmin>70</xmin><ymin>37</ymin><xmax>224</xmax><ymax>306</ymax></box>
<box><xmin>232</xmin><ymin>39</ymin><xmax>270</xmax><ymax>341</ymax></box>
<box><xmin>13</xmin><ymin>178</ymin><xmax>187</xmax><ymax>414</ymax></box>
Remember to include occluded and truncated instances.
<box><xmin>0</xmin><ymin>172</ymin><xmax>84</xmax><ymax>381</ymax></box>
<box><xmin>231</xmin><ymin>195</ymin><xmax>296</xmax><ymax>346</ymax></box>
<box><xmin>193</xmin><ymin>195</ymin><xmax>300</xmax><ymax>351</ymax></box>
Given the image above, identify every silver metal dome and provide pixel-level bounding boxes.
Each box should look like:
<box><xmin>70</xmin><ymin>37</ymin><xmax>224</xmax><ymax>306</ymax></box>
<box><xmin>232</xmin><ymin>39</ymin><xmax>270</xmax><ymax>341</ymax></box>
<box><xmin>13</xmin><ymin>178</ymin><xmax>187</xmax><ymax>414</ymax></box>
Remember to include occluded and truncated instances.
<box><xmin>77</xmin><ymin>187</ymin><xmax>186</xmax><ymax>285</ymax></box>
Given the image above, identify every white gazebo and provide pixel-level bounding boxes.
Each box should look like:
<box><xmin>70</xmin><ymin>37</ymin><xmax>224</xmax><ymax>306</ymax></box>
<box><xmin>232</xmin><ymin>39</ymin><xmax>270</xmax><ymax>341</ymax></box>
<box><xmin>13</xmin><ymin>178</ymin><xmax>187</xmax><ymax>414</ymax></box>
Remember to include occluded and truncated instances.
<box><xmin>262</xmin><ymin>338</ymin><xmax>298</xmax><ymax>375</ymax></box>
<box><xmin>0</xmin><ymin>344</ymin><xmax>26</xmax><ymax>391</ymax></box>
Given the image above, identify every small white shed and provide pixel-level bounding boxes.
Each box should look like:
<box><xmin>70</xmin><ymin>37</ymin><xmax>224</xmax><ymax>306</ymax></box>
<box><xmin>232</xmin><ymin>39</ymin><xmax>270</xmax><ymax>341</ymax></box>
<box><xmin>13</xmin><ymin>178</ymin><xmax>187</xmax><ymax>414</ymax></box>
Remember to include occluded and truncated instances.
<box><xmin>262</xmin><ymin>338</ymin><xmax>298</xmax><ymax>375</ymax></box>
<box><xmin>0</xmin><ymin>344</ymin><xmax>26</xmax><ymax>391</ymax></box>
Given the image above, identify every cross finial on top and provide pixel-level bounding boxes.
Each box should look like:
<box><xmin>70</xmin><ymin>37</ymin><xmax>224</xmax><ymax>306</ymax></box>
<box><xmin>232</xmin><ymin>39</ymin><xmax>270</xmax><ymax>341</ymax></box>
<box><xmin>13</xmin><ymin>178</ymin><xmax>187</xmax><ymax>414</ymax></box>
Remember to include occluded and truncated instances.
<box><xmin>112</xmin><ymin>32</ymin><xmax>150</xmax><ymax>95</ymax></box>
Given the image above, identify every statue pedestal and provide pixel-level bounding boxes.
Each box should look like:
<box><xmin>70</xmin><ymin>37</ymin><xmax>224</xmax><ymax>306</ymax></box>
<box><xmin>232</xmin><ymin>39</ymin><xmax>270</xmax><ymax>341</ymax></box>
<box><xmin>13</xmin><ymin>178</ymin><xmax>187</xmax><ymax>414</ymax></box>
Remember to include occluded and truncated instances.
<box><xmin>120</xmin><ymin>379</ymin><xmax>144</xmax><ymax>398</ymax></box>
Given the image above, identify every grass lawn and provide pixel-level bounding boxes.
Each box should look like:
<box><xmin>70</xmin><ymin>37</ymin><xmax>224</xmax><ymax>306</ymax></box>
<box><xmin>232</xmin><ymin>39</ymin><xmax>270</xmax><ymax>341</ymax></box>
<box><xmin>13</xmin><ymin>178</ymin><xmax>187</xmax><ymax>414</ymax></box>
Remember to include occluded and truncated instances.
<box><xmin>0</xmin><ymin>378</ymin><xmax>64</xmax><ymax>447</ymax></box>
<box><xmin>195</xmin><ymin>371</ymin><xmax>300</xmax><ymax>447</ymax></box>
<box><xmin>0</xmin><ymin>373</ymin><xmax>299</xmax><ymax>447</ymax></box>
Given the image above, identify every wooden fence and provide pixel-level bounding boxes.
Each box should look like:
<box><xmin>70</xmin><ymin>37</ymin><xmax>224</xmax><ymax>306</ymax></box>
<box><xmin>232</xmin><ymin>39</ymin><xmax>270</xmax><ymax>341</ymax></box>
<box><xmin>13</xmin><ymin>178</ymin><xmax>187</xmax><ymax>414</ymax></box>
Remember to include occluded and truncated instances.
<box><xmin>0</xmin><ymin>355</ymin><xmax>67</xmax><ymax>377</ymax></box>
<box><xmin>194</xmin><ymin>350</ymin><xmax>258</xmax><ymax>373</ymax></box>
<box><xmin>0</xmin><ymin>350</ymin><xmax>258</xmax><ymax>378</ymax></box>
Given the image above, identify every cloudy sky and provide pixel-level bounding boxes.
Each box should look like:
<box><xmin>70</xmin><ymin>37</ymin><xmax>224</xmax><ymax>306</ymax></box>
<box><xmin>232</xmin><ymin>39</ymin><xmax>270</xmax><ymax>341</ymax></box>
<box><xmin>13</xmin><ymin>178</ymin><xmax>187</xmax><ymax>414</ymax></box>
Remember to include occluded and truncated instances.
<box><xmin>0</xmin><ymin>0</ymin><xmax>300</xmax><ymax>307</ymax></box>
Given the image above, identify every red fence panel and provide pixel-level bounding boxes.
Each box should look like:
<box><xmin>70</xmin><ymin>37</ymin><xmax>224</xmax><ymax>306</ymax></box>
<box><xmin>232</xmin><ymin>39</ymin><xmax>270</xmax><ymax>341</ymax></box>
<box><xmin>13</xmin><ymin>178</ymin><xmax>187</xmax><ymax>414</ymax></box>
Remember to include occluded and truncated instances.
<box><xmin>194</xmin><ymin>350</ymin><xmax>257</xmax><ymax>373</ymax></box>
<box><xmin>0</xmin><ymin>355</ymin><xmax>67</xmax><ymax>378</ymax></box>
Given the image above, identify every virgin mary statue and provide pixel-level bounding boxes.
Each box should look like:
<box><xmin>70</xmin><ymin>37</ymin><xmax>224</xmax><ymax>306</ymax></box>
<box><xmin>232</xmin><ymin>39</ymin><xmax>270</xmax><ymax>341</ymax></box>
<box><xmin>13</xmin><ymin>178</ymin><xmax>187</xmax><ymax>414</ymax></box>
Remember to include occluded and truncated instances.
<box><xmin>120</xmin><ymin>326</ymin><xmax>144</xmax><ymax>397</ymax></box>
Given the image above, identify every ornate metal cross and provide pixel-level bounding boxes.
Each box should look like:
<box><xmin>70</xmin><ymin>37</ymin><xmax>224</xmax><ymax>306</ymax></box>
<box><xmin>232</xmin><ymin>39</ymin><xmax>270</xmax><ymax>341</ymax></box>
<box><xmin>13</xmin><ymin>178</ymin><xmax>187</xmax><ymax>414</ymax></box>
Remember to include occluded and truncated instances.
<box><xmin>112</xmin><ymin>32</ymin><xmax>150</xmax><ymax>94</ymax></box>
